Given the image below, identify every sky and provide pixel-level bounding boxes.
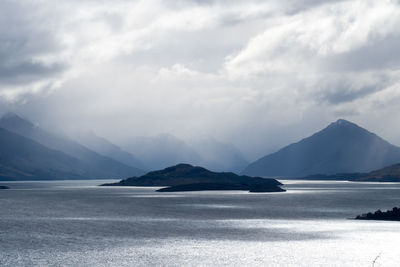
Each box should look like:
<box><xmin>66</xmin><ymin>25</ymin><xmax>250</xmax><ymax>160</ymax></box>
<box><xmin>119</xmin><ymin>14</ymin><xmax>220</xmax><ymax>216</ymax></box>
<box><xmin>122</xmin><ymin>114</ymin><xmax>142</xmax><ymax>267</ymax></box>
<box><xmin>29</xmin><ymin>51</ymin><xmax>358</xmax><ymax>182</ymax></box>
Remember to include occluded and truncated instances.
<box><xmin>1</xmin><ymin>0</ymin><xmax>400</xmax><ymax>160</ymax></box>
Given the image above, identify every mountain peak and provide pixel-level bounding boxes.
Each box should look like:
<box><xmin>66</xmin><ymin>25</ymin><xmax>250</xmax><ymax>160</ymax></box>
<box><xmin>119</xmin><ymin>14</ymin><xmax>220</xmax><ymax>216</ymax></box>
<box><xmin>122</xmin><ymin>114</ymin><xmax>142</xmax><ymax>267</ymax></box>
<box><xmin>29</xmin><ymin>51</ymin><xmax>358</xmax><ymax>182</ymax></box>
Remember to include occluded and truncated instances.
<box><xmin>329</xmin><ymin>119</ymin><xmax>358</xmax><ymax>128</ymax></box>
<box><xmin>334</xmin><ymin>118</ymin><xmax>351</xmax><ymax>124</ymax></box>
<box><xmin>324</xmin><ymin>119</ymin><xmax>367</xmax><ymax>134</ymax></box>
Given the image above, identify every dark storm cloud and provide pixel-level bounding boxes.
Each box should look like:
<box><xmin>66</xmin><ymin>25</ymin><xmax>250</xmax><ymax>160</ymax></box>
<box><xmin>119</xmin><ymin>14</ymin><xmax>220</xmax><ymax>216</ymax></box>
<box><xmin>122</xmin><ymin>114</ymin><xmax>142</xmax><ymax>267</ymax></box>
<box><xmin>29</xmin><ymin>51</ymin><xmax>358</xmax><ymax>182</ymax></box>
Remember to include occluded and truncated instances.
<box><xmin>323</xmin><ymin>35</ymin><xmax>400</xmax><ymax>72</ymax></box>
<box><xmin>0</xmin><ymin>0</ymin><xmax>66</xmax><ymax>89</ymax></box>
<box><xmin>318</xmin><ymin>86</ymin><xmax>384</xmax><ymax>105</ymax></box>
<box><xmin>0</xmin><ymin>61</ymin><xmax>66</xmax><ymax>85</ymax></box>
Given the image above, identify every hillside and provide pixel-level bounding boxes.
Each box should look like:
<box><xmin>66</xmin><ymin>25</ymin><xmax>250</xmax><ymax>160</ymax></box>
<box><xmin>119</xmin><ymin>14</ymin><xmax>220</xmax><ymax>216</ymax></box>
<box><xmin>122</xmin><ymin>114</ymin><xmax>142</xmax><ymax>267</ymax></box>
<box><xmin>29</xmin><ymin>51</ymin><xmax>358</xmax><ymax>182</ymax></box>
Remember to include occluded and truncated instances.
<box><xmin>0</xmin><ymin>113</ymin><xmax>143</xmax><ymax>178</ymax></box>
<box><xmin>355</xmin><ymin>163</ymin><xmax>400</xmax><ymax>182</ymax></box>
<box><xmin>0</xmin><ymin>127</ymin><xmax>92</xmax><ymax>180</ymax></box>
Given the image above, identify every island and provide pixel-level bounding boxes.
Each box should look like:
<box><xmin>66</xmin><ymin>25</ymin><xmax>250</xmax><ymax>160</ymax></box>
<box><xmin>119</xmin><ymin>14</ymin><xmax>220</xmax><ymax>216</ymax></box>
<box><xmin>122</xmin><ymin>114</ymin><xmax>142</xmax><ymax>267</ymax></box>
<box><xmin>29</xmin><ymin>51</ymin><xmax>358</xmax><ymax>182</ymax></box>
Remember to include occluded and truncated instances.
<box><xmin>355</xmin><ymin>207</ymin><xmax>400</xmax><ymax>221</ymax></box>
<box><xmin>0</xmin><ymin>185</ymin><xmax>9</xmax><ymax>189</ymax></box>
<box><xmin>101</xmin><ymin>163</ymin><xmax>285</xmax><ymax>193</ymax></box>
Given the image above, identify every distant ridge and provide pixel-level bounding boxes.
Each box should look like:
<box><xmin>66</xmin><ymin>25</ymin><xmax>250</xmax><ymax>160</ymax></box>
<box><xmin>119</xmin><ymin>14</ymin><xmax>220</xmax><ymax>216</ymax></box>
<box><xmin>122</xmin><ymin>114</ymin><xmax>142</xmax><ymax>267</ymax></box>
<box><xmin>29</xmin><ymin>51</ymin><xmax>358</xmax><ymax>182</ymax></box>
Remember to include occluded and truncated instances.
<box><xmin>355</xmin><ymin>163</ymin><xmax>400</xmax><ymax>182</ymax></box>
<box><xmin>297</xmin><ymin>162</ymin><xmax>400</xmax><ymax>182</ymax></box>
<box><xmin>243</xmin><ymin>119</ymin><xmax>400</xmax><ymax>177</ymax></box>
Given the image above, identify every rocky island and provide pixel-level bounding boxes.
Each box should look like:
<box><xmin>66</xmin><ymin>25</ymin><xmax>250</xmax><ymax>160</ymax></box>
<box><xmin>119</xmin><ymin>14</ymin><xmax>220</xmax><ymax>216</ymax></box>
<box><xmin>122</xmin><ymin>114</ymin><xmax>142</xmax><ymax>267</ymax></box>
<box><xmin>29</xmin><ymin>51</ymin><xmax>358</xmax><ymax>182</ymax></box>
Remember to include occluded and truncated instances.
<box><xmin>356</xmin><ymin>207</ymin><xmax>400</xmax><ymax>221</ymax></box>
<box><xmin>101</xmin><ymin>163</ymin><xmax>285</xmax><ymax>193</ymax></box>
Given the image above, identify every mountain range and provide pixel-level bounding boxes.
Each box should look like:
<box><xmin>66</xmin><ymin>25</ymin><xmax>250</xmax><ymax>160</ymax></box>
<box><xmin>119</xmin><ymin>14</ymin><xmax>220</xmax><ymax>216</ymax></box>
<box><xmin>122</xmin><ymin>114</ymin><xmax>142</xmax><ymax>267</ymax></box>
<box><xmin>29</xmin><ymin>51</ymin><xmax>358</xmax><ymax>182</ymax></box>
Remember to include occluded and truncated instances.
<box><xmin>0</xmin><ymin>113</ymin><xmax>249</xmax><ymax>180</ymax></box>
<box><xmin>243</xmin><ymin>119</ymin><xmax>400</xmax><ymax>177</ymax></box>
<box><xmin>2</xmin><ymin>113</ymin><xmax>400</xmax><ymax>181</ymax></box>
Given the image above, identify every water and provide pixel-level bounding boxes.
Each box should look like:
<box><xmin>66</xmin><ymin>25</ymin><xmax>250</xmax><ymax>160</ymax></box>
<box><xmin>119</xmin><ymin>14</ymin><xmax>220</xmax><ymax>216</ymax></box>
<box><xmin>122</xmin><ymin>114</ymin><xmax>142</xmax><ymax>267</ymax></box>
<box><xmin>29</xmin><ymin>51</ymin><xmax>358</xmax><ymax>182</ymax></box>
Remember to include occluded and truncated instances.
<box><xmin>1</xmin><ymin>180</ymin><xmax>400</xmax><ymax>266</ymax></box>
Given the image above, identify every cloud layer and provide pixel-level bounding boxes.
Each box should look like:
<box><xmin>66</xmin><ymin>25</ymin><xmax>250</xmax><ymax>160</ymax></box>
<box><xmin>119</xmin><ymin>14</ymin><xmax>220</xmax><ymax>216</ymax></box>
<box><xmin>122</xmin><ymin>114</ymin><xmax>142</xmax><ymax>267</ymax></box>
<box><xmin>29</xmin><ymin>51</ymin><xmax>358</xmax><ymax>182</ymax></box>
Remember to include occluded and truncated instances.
<box><xmin>2</xmin><ymin>0</ymin><xmax>400</xmax><ymax>159</ymax></box>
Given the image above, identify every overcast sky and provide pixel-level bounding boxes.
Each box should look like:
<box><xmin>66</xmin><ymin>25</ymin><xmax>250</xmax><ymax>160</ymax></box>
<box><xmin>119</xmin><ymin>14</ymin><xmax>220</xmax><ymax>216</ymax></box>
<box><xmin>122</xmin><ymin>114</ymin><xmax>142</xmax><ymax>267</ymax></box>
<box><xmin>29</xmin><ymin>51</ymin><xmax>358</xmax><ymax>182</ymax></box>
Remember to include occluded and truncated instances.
<box><xmin>1</xmin><ymin>0</ymin><xmax>400</xmax><ymax>160</ymax></box>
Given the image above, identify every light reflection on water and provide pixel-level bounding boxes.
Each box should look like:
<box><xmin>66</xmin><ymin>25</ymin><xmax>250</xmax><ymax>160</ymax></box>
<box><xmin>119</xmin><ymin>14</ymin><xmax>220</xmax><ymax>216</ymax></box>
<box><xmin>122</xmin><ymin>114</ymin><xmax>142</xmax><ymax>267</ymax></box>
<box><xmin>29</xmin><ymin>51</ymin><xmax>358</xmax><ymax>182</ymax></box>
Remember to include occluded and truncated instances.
<box><xmin>1</xmin><ymin>179</ymin><xmax>400</xmax><ymax>266</ymax></box>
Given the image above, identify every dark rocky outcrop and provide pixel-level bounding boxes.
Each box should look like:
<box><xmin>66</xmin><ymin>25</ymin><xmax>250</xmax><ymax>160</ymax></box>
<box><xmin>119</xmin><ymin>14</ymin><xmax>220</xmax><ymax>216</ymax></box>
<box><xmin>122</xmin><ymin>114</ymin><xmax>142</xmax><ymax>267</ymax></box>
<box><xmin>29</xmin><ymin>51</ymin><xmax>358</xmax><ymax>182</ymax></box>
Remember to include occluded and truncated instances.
<box><xmin>0</xmin><ymin>185</ymin><xmax>8</xmax><ymax>189</ymax></box>
<box><xmin>356</xmin><ymin>207</ymin><xmax>400</xmax><ymax>221</ymax></box>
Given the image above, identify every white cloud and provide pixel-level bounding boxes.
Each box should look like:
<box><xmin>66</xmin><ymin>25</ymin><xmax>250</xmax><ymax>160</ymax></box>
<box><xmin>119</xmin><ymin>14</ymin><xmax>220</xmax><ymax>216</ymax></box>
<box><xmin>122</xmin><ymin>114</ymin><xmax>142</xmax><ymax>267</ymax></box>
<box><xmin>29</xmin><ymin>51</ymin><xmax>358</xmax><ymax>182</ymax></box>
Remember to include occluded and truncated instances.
<box><xmin>226</xmin><ymin>0</ymin><xmax>400</xmax><ymax>76</ymax></box>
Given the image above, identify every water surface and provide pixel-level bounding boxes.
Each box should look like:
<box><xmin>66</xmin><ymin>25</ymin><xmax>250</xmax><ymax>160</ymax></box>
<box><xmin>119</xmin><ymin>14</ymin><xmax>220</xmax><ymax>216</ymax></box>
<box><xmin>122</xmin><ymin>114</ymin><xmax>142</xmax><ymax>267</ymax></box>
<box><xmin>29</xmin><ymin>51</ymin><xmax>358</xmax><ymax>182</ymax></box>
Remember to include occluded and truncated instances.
<box><xmin>1</xmin><ymin>180</ymin><xmax>399</xmax><ymax>266</ymax></box>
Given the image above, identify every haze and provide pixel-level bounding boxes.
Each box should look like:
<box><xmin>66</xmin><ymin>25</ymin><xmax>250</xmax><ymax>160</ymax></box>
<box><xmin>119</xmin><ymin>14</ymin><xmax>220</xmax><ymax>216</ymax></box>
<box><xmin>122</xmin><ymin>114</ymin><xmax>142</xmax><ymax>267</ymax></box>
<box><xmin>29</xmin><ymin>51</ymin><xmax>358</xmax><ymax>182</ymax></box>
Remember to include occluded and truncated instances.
<box><xmin>1</xmin><ymin>0</ymin><xmax>400</xmax><ymax>161</ymax></box>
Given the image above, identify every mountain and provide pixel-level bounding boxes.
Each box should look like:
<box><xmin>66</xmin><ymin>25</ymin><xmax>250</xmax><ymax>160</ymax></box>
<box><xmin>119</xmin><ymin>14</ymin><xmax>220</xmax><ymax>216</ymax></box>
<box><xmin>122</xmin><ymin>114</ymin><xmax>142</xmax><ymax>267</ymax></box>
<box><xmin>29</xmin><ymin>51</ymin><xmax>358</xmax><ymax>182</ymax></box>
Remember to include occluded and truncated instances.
<box><xmin>243</xmin><ymin>119</ymin><xmax>400</xmax><ymax>177</ymax></box>
<box><xmin>123</xmin><ymin>133</ymin><xmax>205</xmax><ymax>170</ymax></box>
<box><xmin>0</xmin><ymin>113</ymin><xmax>143</xmax><ymax>178</ymax></box>
<box><xmin>0</xmin><ymin>127</ymin><xmax>91</xmax><ymax>180</ymax></box>
<box><xmin>74</xmin><ymin>130</ymin><xmax>147</xmax><ymax>171</ymax></box>
<box><xmin>101</xmin><ymin>163</ymin><xmax>285</xmax><ymax>193</ymax></box>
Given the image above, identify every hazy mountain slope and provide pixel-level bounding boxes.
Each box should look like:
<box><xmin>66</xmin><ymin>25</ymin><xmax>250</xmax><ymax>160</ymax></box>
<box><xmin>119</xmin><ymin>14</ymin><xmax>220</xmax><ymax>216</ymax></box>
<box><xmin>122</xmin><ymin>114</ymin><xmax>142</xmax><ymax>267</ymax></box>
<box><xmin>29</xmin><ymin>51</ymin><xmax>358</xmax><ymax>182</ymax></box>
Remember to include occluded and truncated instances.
<box><xmin>0</xmin><ymin>127</ymin><xmax>91</xmax><ymax>180</ymax></box>
<box><xmin>243</xmin><ymin>119</ymin><xmax>400</xmax><ymax>177</ymax></box>
<box><xmin>0</xmin><ymin>114</ymin><xmax>142</xmax><ymax>178</ymax></box>
<box><xmin>123</xmin><ymin>133</ymin><xmax>205</xmax><ymax>170</ymax></box>
<box><xmin>124</xmin><ymin>133</ymin><xmax>248</xmax><ymax>173</ymax></box>
<box><xmin>189</xmin><ymin>137</ymin><xmax>248</xmax><ymax>173</ymax></box>
<box><xmin>74</xmin><ymin>131</ymin><xmax>146</xmax><ymax>172</ymax></box>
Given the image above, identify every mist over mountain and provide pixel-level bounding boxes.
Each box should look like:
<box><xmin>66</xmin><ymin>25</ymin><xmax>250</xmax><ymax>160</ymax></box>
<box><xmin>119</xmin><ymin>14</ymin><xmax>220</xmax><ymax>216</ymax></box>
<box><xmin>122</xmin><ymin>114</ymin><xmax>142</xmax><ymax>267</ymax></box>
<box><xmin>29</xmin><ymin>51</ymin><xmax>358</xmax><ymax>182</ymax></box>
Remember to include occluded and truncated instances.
<box><xmin>121</xmin><ymin>133</ymin><xmax>248</xmax><ymax>173</ymax></box>
<box><xmin>0</xmin><ymin>113</ymin><xmax>143</xmax><ymax>179</ymax></box>
<box><xmin>0</xmin><ymin>113</ymin><xmax>251</xmax><ymax>178</ymax></box>
<box><xmin>74</xmin><ymin>130</ymin><xmax>147</xmax><ymax>171</ymax></box>
<box><xmin>122</xmin><ymin>133</ymin><xmax>205</xmax><ymax>171</ymax></box>
<box><xmin>243</xmin><ymin>119</ymin><xmax>400</xmax><ymax>177</ymax></box>
<box><xmin>189</xmin><ymin>137</ymin><xmax>248</xmax><ymax>173</ymax></box>
<box><xmin>3</xmin><ymin>113</ymin><xmax>400</xmax><ymax>181</ymax></box>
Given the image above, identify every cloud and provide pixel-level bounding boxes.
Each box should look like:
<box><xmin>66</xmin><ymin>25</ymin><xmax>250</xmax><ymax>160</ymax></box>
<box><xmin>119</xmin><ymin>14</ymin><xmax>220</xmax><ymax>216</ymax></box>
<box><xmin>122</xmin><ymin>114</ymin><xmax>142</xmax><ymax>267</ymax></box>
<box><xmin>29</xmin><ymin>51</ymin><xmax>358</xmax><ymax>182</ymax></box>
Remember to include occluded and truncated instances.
<box><xmin>3</xmin><ymin>0</ymin><xmax>400</xmax><ymax>159</ymax></box>
<box><xmin>224</xmin><ymin>0</ymin><xmax>400</xmax><ymax>114</ymax></box>
<box><xmin>225</xmin><ymin>0</ymin><xmax>400</xmax><ymax>74</ymax></box>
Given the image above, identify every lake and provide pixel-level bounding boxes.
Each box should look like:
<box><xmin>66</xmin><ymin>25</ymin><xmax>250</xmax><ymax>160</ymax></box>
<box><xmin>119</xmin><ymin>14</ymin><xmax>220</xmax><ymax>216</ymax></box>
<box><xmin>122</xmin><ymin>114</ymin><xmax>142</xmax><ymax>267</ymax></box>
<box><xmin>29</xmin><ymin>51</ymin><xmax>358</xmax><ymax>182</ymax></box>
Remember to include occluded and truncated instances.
<box><xmin>1</xmin><ymin>180</ymin><xmax>400</xmax><ymax>266</ymax></box>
